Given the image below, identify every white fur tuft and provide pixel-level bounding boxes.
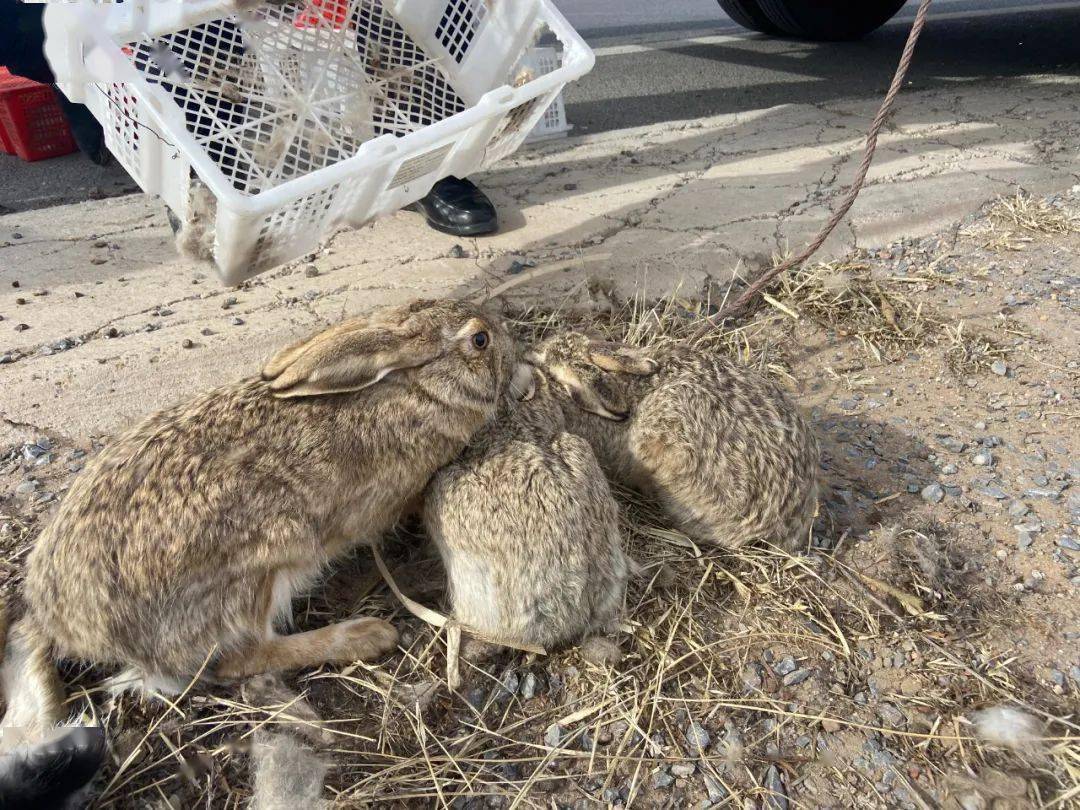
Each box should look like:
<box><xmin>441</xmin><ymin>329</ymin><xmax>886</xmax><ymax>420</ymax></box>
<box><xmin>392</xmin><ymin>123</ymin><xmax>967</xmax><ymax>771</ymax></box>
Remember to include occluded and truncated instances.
<box><xmin>0</xmin><ymin>624</ymin><xmax>61</xmax><ymax>744</ymax></box>
<box><xmin>970</xmin><ymin>705</ymin><xmax>1044</xmax><ymax>751</ymax></box>
<box><xmin>103</xmin><ymin>667</ymin><xmax>186</xmax><ymax>700</ymax></box>
<box><xmin>249</xmin><ymin>731</ymin><xmax>328</xmax><ymax>810</ymax></box>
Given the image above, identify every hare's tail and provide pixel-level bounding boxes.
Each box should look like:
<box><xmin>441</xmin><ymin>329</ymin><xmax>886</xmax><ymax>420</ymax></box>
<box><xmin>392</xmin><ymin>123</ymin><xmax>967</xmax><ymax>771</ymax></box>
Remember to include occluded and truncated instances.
<box><xmin>0</xmin><ymin>600</ymin><xmax>65</xmax><ymax>741</ymax></box>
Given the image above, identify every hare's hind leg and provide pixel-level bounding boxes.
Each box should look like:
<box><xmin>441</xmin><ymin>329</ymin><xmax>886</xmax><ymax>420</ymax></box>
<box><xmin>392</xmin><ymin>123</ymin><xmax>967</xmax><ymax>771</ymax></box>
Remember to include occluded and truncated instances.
<box><xmin>215</xmin><ymin>618</ymin><xmax>398</xmax><ymax>679</ymax></box>
<box><xmin>214</xmin><ymin>569</ymin><xmax>397</xmax><ymax>680</ymax></box>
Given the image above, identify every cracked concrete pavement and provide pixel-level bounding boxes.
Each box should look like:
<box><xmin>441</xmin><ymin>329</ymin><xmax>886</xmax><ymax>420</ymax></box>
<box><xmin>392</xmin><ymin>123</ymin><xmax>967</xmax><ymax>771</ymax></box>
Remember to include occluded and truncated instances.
<box><xmin>2</xmin><ymin>76</ymin><xmax>1079</xmax><ymax>445</ymax></box>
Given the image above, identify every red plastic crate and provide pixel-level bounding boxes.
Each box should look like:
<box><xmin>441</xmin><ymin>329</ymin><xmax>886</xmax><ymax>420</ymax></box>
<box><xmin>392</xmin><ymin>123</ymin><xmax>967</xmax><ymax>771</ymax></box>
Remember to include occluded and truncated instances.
<box><xmin>0</xmin><ymin>69</ymin><xmax>13</xmax><ymax>155</ymax></box>
<box><xmin>0</xmin><ymin>67</ymin><xmax>78</xmax><ymax>162</ymax></box>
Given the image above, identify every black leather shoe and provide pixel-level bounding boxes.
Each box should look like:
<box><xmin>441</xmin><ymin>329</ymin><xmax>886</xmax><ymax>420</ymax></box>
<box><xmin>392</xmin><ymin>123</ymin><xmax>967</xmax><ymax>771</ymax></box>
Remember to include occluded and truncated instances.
<box><xmin>409</xmin><ymin>176</ymin><xmax>498</xmax><ymax>237</ymax></box>
<box><xmin>0</xmin><ymin>726</ymin><xmax>107</xmax><ymax>810</ymax></box>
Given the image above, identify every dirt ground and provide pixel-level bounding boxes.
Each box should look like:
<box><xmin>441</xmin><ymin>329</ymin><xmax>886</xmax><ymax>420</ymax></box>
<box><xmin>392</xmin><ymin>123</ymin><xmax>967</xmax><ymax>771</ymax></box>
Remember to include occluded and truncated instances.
<box><xmin>1</xmin><ymin>188</ymin><xmax>1077</xmax><ymax>808</ymax></box>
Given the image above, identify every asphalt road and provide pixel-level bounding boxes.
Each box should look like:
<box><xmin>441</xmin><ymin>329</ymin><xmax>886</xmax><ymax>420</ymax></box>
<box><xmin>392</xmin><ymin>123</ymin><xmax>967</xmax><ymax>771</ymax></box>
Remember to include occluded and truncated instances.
<box><xmin>2</xmin><ymin>0</ymin><xmax>1079</xmax><ymax>213</ymax></box>
<box><xmin>559</xmin><ymin>0</ymin><xmax>1080</xmax><ymax>134</ymax></box>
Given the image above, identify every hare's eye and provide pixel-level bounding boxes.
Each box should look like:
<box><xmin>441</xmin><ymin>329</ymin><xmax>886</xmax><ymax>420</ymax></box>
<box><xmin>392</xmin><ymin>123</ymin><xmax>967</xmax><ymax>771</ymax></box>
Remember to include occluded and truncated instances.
<box><xmin>471</xmin><ymin>331</ymin><xmax>489</xmax><ymax>350</ymax></box>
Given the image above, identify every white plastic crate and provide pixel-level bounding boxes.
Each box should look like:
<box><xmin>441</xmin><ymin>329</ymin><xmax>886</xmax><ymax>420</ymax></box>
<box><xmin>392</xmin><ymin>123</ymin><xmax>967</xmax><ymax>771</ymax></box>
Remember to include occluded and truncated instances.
<box><xmin>523</xmin><ymin>47</ymin><xmax>572</xmax><ymax>144</ymax></box>
<box><xmin>42</xmin><ymin>0</ymin><xmax>594</xmax><ymax>283</ymax></box>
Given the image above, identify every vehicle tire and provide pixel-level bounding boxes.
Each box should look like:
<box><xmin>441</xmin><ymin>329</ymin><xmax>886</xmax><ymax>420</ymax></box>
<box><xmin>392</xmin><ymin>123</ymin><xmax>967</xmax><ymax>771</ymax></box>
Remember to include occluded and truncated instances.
<box><xmin>757</xmin><ymin>0</ymin><xmax>907</xmax><ymax>41</ymax></box>
<box><xmin>717</xmin><ymin>0</ymin><xmax>781</xmax><ymax>35</ymax></box>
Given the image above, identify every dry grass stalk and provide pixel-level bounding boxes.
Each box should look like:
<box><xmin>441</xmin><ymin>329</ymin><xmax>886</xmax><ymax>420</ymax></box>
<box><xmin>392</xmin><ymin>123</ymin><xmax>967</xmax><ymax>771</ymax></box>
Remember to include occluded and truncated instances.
<box><xmin>965</xmin><ymin>190</ymin><xmax>1079</xmax><ymax>251</ymax></box>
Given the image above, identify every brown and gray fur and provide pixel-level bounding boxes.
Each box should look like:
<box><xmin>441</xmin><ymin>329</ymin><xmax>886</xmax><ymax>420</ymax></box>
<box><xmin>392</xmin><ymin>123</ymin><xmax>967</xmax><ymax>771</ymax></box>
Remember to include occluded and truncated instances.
<box><xmin>1</xmin><ymin>299</ymin><xmax>518</xmax><ymax>737</ymax></box>
<box><xmin>424</xmin><ymin>368</ymin><xmax>629</xmax><ymax>653</ymax></box>
<box><xmin>532</xmin><ymin>333</ymin><xmax>820</xmax><ymax>552</ymax></box>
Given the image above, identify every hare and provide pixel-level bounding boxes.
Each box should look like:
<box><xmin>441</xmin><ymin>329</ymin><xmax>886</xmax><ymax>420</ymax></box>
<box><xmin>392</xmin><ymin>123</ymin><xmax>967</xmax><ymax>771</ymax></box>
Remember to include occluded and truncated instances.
<box><xmin>424</xmin><ymin>366</ymin><xmax>629</xmax><ymax>656</ymax></box>
<box><xmin>531</xmin><ymin>332</ymin><xmax>820</xmax><ymax>552</ymax></box>
<box><xmin>1</xmin><ymin>299</ymin><xmax>519</xmax><ymax>737</ymax></box>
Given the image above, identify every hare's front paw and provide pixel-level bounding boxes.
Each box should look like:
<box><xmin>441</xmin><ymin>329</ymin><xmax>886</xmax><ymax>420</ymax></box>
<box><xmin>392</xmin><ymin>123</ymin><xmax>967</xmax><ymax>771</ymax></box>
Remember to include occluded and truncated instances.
<box><xmin>336</xmin><ymin>617</ymin><xmax>399</xmax><ymax>662</ymax></box>
<box><xmin>579</xmin><ymin>636</ymin><xmax>622</xmax><ymax>666</ymax></box>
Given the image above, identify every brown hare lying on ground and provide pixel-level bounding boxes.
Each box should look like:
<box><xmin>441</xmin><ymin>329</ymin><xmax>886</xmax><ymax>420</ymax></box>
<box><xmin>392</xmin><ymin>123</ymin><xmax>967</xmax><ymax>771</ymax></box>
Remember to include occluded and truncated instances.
<box><xmin>531</xmin><ymin>333</ymin><xmax>820</xmax><ymax>552</ymax></box>
<box><xmin>424</xmin><ymin>366</ymin><xmax>630</xmax><ymax>660</ymax></box>
<box><xmin>1</xmin><ymin>299</ymin><xmax>519</xmax><ymax>738</ymax></box>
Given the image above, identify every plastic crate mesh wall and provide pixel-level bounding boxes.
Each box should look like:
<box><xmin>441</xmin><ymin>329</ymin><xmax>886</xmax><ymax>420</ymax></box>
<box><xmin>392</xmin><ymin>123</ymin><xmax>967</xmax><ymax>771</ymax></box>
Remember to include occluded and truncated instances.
<box><xmin>98</xmin><ymin>83</ymin><xmax>142</xmax><ymax>179</ymax></box>
<box><xmin>523</xmin><ymin>47</ymin><xmax>568</xmax><ymax>141</ymax></box>
<box><xmin>435</xmin><ymin>0</ymin><xmax>487</xmax><ymax>63</ymax></box>
<box><xmin>122</xmin><ymin>0</ymin><xmax>470</xmax><ymax>196</ymax></box>
<box><xmin>252</xmin><ymin>182</ymin><xmax>342</xmax><ymax>267</ymax></box>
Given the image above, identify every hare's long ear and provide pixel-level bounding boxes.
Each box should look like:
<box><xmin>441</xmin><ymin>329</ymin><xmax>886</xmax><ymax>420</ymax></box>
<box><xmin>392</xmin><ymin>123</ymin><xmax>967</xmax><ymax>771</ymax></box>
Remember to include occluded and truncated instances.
<box><xmin>263</xmin><ymin>315</ymin><xmax>378</xmax><ymax>381</ymax></box>
<box><xmin>587</xmin><ymin>341</ymin><xmax>659</xmax><ymax>376</ymax></box>
<box><xmin>263</xmin><ymin>320</ymin><xmax>438</xmax><ymax>399</ymax></box>
<box><xmin>546</xmin><ymin>362</ymin><xmax>630</xmax><ymax>422</ymax></box>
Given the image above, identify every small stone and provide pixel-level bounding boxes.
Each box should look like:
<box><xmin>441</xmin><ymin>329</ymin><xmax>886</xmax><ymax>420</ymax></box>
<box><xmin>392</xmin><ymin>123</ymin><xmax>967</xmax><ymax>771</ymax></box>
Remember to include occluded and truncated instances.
<box><xmin>221</xmin><ymin>296</ymin><xmax>237</xmax><ymax>309</ymax></box>
<box><xmin>980</xmin><ymin>484</ymin><xmax>1008</xmax><ymax>500</ymax></box>
<box><xmin>180</xmin><ymin>338</ymin><xmax>195</xmax><ymax>349</ymax></box>
<box><xmin>974</xmin><ymin>421</ymin><xmax>987</xmax><ymax>431</ymax></box>
<box><xmin>939</xmin><ymin>436</ymin><xmax>966</xmax><ymax>453</ymax></box>
<box><xmin>563</xmin><ymin>182</ymin><xmax>578</xmax><ymax>191</ymax></box>
<box><xmin>90</xmin><ymin>257</ymin><xmax>107</xmax><ymax>265</ymax></box>
<box><xmin>104</xmin><ymin>326</ymin><xmax>119</xmax><ymax>338</ymax></box>
<box><xmin>651</xmin><ymin>769</ymin><xmax>674</xmax><ymax>789</ymax></box>
<box><xmin>991</xmin><ymin>360</ymin><xmax>1008</xmax><ymax>376</ymax></box>
<box><xmin>741</xmin><ymin>663</ymin><xmax>763</xmax><ymax>691</ymax></box>
<box><xmin>303</xmin><ymin>264</ymin><xmax>319</xmax><ymax>277</ymax></box>
<box><xmin>1009</xmin><ymin>501</ymin><xmax>1030</xmax><ymax>517</ymax></box>
<box><xmin>230</xmin><ymin>317</ymin><xmax>244</xmax><ymax>326</ymax></box>
<box><xmin>921</xmin><ymin>483</ymin><xmax>945</xmax><ymax>504</ymax></box>
<box><xmin>15</xmin><ymin>298</ymin><xmax>27</xmax><ymax>305</ymax></box>
<box><xmin>670</xmin><ymin>762</ymin><xmax>695</xmax><ymax>778</ymax></box>
<box><xmin>0</xmin><ymin>354</ymin><xmax>13</xmax><ymax>364</ymax></box>
<box><xmin>200</xmin><ymin>328</ymin><xmax>215</xmax><ymax>337</ymax></box>
<box><xmin>684</xmin><ymin>722</ymin><xmax>710</xmax><ymax>750</ymax></box>
<box><xmin>782</xmin><ymin>668</ymin><xmax>812</xmax><ymax>687</ymax></box>
<box><xmin>11</xmin><ymin>232</ymin><xmax>22</xmax><ymax>240</ymax></box>
<box><xmin>157</xmin><ymin>308</ymin><xmax>174</xmax><ymax>317</ymax></box>
<box><xmin>764</xmin><ymin>765</ymin><xmax>788</xmax><ymax>810</ymax></box>
<box><xmin>15</xmin><ymin>480</ymin><xmax>38</xmax><ymax>495</ymax></box>
<box><xmin>1026</xmin><ymin>488</ymin><xmax>1061</xmax><ymax>500</ymax></box>
<box><xmin>13</xmin><ymin>323</ymin><xmax>29</xmax><ymax>332</ymax></box>
<box><xmin>774</xmin><ymin>656</ymin><xmax>797</xmax><ymax>676</ymax></box>
<box><xmin>1058</xmin><ymin>536</ymin><xmax>1080</xmax><ymax>552</ymax></box>
<box><xmin>10</xmin><ymin>281</ymin><xmax>19</xmax><ymax>288</ymax></box>
<box><xmin>544</xmin><ymin>723</ymin><xmax>563</xmax><ymax>748</ymax></box>
<box><xmin>495</xmin><ymin>670</ymin><xmax>519</xmax><ymax>700</ymax></box>
<box><xmin>821</xmin><ymin>718</ymin><xmax>841</xmax><ymax>732</ymax></box>
<box><xmin>972</xmin><ymin>451</ymin><xmax>993</xmax><ymax>467</ymax></box>
<box><xmin>940</xmin><ymin>463</ymin><xmax>959</xmax><ymax>475</ymax></box>
<box><xmin>877</xmin><ymin>703</ymin><xmax>906</xmax><ymax>728</ymax></box>
<box><xmin>1017</xmin><ymin>531</ymin><xmax>1035</xmax><ymax>550</ymax></box>
<box><xmin>447</xmin><ymin>244</ymin><xmax>466</xmax><ymax>259</ymax></box>
<box><xmin>704</xmin><ymin>774</ymin><xmax>728</xmax><ymax>802</ymax></box>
